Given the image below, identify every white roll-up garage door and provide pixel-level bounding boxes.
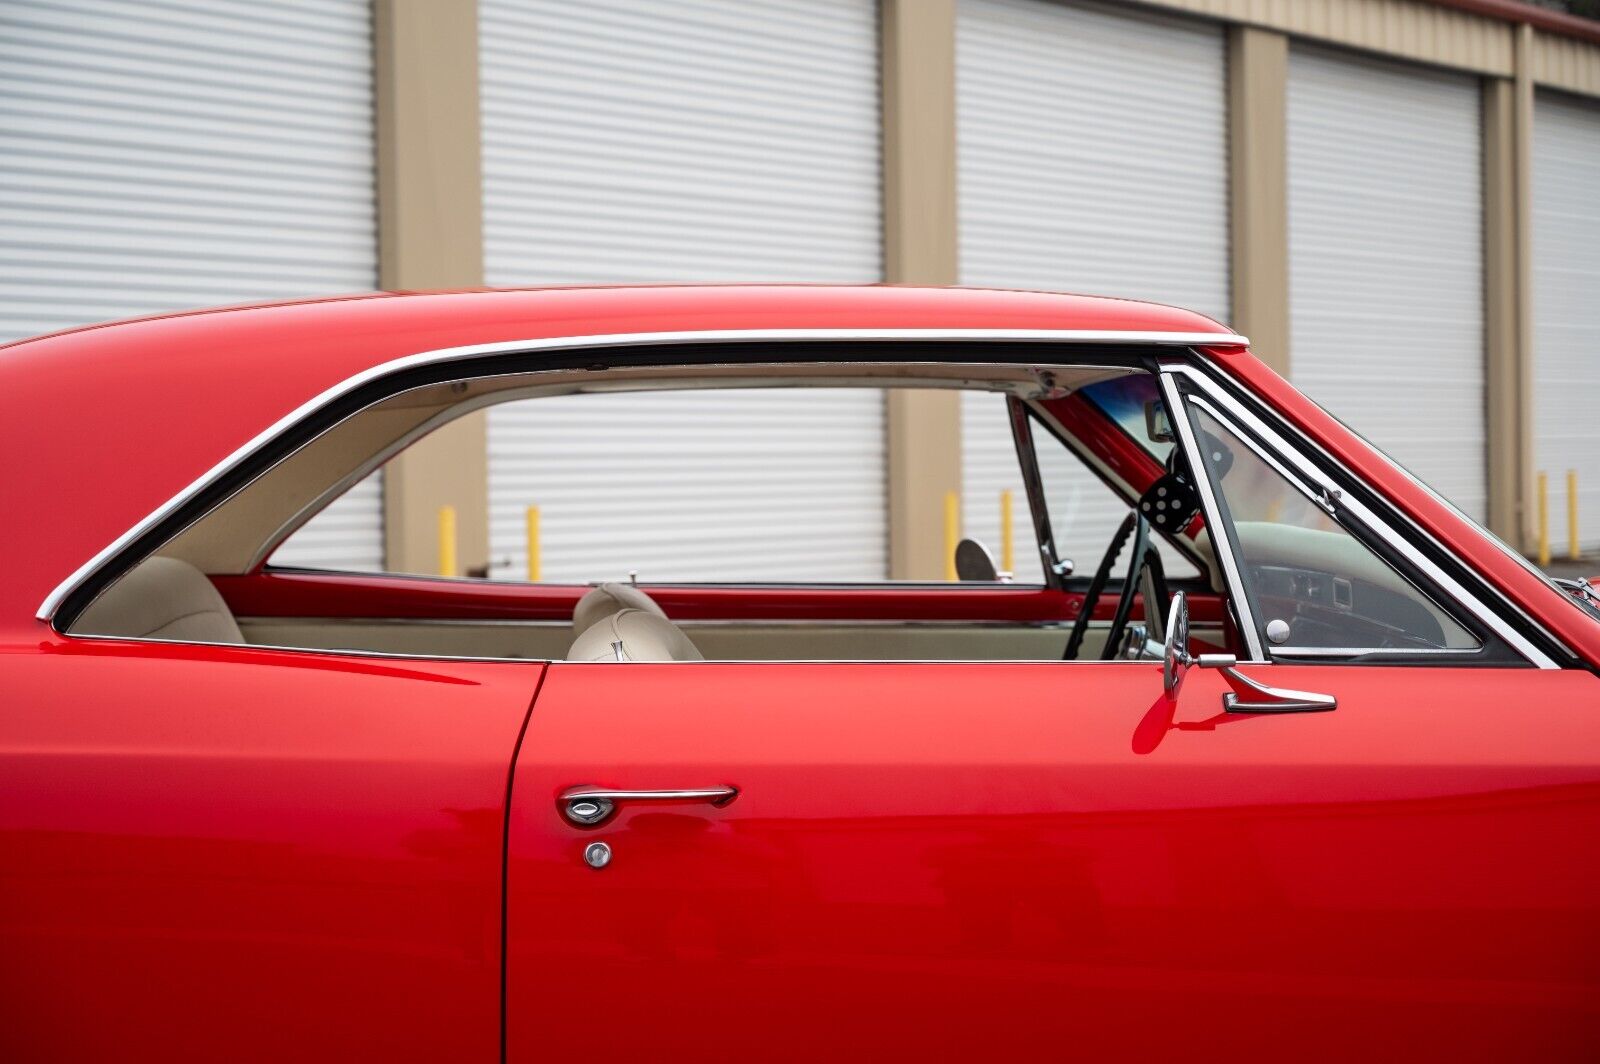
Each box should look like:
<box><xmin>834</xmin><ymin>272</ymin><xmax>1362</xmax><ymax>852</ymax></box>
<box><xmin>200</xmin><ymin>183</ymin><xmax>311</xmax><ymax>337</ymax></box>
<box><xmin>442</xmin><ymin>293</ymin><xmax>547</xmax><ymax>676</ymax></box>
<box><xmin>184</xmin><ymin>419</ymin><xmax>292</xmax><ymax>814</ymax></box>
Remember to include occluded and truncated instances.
<box><xmin>1288</xmin><ymin>45</ymin><xmax>1486</xmax><ymax>521</ymax></box>
<box><xmin>956</xmin><ymin>0</ymin><xmax>1228</xmax><ymax>572</ymax></box>
<box><xmin>479</xmin><ymin>0</ymin><xmax>884</xmax><ymax>582</ymax></box>
<box><xmin>0</xmin><ymin>0</ymin><xmax>383</xmax><ymax>570</ymax></box>
<box><xmin>1532</xmin><ymin>90</ymin><xmax>1600</xmax><ymax>555</ymax></box>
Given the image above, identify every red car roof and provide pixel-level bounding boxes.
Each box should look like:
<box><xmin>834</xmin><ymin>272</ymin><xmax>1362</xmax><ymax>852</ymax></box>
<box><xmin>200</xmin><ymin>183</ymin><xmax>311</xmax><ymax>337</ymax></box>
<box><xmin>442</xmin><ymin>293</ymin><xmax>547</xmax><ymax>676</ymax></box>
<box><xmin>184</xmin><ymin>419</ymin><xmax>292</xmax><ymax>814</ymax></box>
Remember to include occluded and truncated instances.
<box><xmin>0</xmin><ymin>285</ymin><xmax>1238</xmax><ymax>624</ymax></box>
<box><xmin>6</xmin><ymin>284</ymin><xmax>1592</xmax><ymax>666</ymax></box>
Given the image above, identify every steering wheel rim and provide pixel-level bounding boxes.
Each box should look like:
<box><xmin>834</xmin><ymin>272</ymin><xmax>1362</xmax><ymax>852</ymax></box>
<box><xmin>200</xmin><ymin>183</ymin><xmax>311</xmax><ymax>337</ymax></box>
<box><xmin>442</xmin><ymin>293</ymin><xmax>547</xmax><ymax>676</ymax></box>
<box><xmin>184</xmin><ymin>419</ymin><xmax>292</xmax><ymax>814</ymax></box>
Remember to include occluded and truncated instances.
<box><xmin>1062</xmin><ymin>510</ymin><xmax>1169</xmax><ymax>661</ymax></box>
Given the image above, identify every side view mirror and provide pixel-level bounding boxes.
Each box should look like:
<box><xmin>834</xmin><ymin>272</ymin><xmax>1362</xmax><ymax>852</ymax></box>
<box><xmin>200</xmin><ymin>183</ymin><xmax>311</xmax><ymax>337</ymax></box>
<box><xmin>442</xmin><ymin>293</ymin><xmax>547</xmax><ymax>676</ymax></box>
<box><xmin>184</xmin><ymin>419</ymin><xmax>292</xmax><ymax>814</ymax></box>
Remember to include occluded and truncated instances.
<box><xmin>954</xmin><ymin>538</ymin><xmax>1000</xmax><ymax>582</ymax></box>
<box><xmin>1162</xmin><ymin>592</ymin><xmax>1195</xmax><ymax>693</ymax></box>
<box><xmin>1161</xmin><ymin>592</ymin><xmax>1334</xmax><ymax>712</ymax></box>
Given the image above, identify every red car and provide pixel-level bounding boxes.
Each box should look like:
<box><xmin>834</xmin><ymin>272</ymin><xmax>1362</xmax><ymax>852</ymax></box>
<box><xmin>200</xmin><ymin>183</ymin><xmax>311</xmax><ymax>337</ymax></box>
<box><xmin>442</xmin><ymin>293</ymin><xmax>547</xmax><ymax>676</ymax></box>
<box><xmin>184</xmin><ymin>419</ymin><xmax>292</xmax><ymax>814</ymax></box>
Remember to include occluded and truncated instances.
<box><xmin>3</xmin><ymin>286</ymin><xmax>1597</xmax><ymax>1061</ymax></box>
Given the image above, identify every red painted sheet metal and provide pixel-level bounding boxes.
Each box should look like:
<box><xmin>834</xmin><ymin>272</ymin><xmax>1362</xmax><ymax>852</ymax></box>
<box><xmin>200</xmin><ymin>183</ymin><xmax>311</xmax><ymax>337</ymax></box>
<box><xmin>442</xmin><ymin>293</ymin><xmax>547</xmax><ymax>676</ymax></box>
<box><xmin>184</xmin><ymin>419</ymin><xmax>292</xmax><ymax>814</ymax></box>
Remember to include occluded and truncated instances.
<box><xmin>212</xmin><ymin>571</ymin><xmax>1226</xmax><ymax>626</ymax></box>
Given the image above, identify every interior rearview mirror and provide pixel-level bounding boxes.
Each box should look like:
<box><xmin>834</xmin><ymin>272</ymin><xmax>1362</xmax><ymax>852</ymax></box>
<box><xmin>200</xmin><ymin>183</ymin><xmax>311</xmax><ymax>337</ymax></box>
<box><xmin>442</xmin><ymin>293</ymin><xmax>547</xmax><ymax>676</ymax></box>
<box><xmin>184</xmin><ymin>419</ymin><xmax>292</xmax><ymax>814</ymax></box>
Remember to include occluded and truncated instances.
<box><xmin>1144</xmin><ymin>400</ymin><xmax>1174</xmax><ymax>443</ymax></box>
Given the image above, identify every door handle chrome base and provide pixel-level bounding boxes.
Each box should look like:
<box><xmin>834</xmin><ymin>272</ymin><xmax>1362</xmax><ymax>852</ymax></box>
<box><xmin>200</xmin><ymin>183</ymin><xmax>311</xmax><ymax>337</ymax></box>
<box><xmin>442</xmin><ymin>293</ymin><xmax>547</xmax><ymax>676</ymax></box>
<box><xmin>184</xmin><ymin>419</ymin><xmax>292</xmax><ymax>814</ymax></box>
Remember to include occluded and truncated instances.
<box><xmin>559</xmin><ymin>786</ymin><xmax>739</xmax><ymax>827</ymax></box>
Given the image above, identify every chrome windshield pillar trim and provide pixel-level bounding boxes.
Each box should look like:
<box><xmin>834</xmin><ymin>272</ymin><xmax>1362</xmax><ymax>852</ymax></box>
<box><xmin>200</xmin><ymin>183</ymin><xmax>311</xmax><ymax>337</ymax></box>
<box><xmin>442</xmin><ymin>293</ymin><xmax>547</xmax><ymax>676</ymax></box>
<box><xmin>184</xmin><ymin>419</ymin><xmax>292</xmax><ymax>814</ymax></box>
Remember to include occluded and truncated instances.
<box><xmin>38</xmin><ymin>327</ymin><xmax>1246</xmax><ymax>623</ymax></box>
<box><xmin>1164</xmin><ymin>363</ymin><xmax>1558</xmax><ymax>669</ymax></box>
<box><xmin>1159</xmin><ymin>371</ymin><xmax>1266</xmax><ymax>662</ymax></box>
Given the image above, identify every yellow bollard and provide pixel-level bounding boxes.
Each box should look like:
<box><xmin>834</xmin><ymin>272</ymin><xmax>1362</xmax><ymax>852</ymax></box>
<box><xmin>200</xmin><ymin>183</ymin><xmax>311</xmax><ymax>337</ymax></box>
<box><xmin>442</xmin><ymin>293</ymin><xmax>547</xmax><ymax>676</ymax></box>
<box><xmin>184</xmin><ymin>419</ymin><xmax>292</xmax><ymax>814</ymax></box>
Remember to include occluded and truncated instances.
<box><xmin>943</xmin><ymin>491</ymin><xmax>959</xmax><ymax>582</ymax></box>
<box><xmin>525</xmin><ymin>505</ymin><xmax>542</xmax><ymax>582</ymax></box>
<box><xmin>1000</xmin><ymin>489</ymin><xmax>1015</xmax><ymax>575</ymax></box>
<box><xmin>438</xmin><ymin>504</ymin><xmax>458</xmax><ymax>578</ymax></box>
<box><xmin>1537</xmin><ymin>473</ymin><xmax>1550</xmax><ymax>568</ymax></box>
<box><xmin>1569</xmin><ymin>470</ymin><xmax>1581</xmax><ymax>562</ymax></box>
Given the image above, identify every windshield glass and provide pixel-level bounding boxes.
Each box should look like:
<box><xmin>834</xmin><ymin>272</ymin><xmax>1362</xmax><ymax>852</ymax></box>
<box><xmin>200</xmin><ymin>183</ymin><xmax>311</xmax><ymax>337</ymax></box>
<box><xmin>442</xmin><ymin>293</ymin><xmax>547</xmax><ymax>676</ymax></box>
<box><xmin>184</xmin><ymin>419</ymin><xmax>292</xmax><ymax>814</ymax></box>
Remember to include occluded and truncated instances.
<box><xmin>1297</xmin><ymin>390</ymin><xmax>1600</xmax><ymax>626</ymax></box>
<box><xmin>1190</xmin><ymin>401</ymin><xmax>1480</xmax><ymax>652</ymax></box>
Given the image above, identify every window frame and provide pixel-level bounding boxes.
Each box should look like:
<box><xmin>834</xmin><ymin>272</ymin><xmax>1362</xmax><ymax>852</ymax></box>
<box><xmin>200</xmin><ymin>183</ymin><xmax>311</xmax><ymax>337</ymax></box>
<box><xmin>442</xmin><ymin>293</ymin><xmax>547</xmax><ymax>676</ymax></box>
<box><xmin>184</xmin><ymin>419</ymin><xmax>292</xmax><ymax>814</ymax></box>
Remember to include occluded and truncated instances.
<box><xmin>44</xmin><ymin>334</ymin><xmax>1238</xmax><ymax>634</ymax></box>
<box><xmin>1159</xmin><ymin>361</ymin><xmax>1561</xmax><ymax>669</ymax></box>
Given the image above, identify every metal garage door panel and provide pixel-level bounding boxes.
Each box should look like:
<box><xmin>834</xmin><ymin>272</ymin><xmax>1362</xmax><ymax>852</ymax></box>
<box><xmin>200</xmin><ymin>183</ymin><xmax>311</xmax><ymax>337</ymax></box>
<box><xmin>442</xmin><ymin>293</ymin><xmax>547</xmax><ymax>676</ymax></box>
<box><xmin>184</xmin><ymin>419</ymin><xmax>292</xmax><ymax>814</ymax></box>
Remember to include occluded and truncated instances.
<box><xmin>270</xmin><ymin>474</ymin><xmax>386</xmax><ymax>573</ymax></box>
<box><xmin>1288</xmin><ymin>45</ymin><xmax>1486</xmax><ymax>521</ymax></box>
<box><xmin>956</xmin><ymin>0</ymin><xmax>1229</xmax><ymax>317</ymax></box>
<box><xmin>0</xmin><ymin>0</ymin><xmax>383</xmax><ymax>571</ymax></box>
<box><xmin>479</xmin><ymin>0</ymin><xmax>884</xmax><ymax>581</ymax></box>
<box><xmin>956</xmin><ymin>0</ymin><xmax>1228</xmax><ymax>571</ymax></box>
<box><xmin>486</xmin><ymin>388</ymin><xmax>886</xmax><ymax>583</ymax></box>
<box><xmin>1532</xmin><ymin>91</ymin><xmax>1600</xmax><ymax>554</ymax></box>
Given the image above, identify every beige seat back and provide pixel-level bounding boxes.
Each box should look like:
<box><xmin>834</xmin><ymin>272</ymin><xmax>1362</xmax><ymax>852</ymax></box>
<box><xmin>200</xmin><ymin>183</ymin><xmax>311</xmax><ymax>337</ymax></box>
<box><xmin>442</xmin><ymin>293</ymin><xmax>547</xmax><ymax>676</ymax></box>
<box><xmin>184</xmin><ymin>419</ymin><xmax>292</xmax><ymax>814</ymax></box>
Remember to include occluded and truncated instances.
<box><xmin>74</xmin><ymin>556</ymin><xmax>244</xmax><ymax>644</ymax></box>
<box><xmin>571</xmin><ymin>582</ymin><xmax>669</xmax><ymax>634</ymax></box>
<box><xmin>566</xmin><ymin>608</ymin><xmax>703</xmax><ymax>662</ymax></box>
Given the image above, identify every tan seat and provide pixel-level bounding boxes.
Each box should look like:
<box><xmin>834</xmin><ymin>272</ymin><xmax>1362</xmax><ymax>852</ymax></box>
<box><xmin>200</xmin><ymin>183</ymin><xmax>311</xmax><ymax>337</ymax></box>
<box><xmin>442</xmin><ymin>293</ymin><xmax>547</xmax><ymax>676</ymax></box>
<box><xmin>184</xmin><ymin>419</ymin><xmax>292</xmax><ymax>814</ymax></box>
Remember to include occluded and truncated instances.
<box><xmin>74</xmin><ymin>556</ymin><xmax>244</xmax><ymax>644</ymax></box>
<box><xmin>571</xmin><ymin>582</ymin><xmax>669</xmax><ymax>635</ymax></box>
<box><xmin>566</xmin><ymin>608</ymin><xmax>703</xmax><ymax>662</ymax></box>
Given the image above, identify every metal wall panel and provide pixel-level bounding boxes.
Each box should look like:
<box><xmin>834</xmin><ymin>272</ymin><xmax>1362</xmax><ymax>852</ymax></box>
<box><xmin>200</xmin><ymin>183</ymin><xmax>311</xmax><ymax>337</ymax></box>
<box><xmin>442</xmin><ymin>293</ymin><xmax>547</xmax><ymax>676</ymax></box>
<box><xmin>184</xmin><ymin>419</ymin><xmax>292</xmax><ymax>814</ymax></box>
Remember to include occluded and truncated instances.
<box><xmin>1532</xmin><ymin>90</ymin><xmax>1600</xmax><ymax>554</ymax></box>
<box><xmin>269</xmin><ymin>475</ymin><xmax>387</xmax><ymax>573</ymax></box>
<box><xmin>1288</xmin><ymin>44</ymin><xmax>1487</xmax><ymax>520</ymax></box>
<box><xmin>485</xmin><ymin>388</ymin><xmax>886</xmax><ymax>583</ymax></box>
<box><xmin>1134</xmin><ymin>0</ymin><xmax>1516</xmax><ymax>77</ymax></box>
<box><xmin>479</xmin><ymin>0</ymin><xmax>884</xmax><ymax>582</ymax></box>
<box><xmin>0</xmin><ymin>0</ymin><xmax>384</xmax><ymax>570</ymax></box>
<box><xmin>956</xmin><ymin>0</ymin><xmax>1227</xmax><ymax>571</ymax></box>
<box><xmin>1534</xmin><ymin>32</ymin><xmax>1600</xmax><ymax>100</ymax></box>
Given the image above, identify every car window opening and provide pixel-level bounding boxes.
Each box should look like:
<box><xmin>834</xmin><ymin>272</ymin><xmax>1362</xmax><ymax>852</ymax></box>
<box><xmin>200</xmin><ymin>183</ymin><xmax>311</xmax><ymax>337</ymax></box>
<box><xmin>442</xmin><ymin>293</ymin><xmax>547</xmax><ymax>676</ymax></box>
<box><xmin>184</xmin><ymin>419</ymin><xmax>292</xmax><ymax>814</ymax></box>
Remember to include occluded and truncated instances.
<box><xmin>63</xmin><ymin>353</ymin><xmax>1514</xmax><ymax>667</ymax></box>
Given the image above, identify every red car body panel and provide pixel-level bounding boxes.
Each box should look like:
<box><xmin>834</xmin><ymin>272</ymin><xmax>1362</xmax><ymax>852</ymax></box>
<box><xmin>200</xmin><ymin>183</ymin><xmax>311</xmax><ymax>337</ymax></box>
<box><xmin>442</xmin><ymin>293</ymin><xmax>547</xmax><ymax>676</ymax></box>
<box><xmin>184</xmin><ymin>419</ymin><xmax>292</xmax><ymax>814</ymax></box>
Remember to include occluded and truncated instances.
<box><xmin>1</xmin><ymin>286</ymin><xmax>1596</xmax><ymax>1059</ymax></box>
<box><xmin>507</xmin><ymin>662</ymin><xmax>1600</xmax><ymax>1059</ymax></box>
<box><xmin>0</xmin><ymin>636</ymin><xmax>542</xmax><ymax>1061</ymax></box>
<box><xmin>208</xmin><ymin>570</ymin><xmax>1227</xmax><ymax>626</ymax></box>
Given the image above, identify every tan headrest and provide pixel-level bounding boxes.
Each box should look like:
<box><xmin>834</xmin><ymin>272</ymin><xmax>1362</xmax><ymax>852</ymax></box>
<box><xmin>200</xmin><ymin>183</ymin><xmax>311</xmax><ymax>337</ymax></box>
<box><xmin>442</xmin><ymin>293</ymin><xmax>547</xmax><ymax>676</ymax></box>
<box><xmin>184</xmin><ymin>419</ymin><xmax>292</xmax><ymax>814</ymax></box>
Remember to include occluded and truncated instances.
<box><xmin>566</xmin><ymin>608</ymin><xmax>703</xmax><ymax>662</ymax></box>
<box><xmin>74</xmin><ymin>556</ymin><xmax>244</xmax><ymax>644</ymax></box>
<box><xmin>571</xmin><ymin>582</ymin><xmax>669</xmax><ymax>634</ymax></box>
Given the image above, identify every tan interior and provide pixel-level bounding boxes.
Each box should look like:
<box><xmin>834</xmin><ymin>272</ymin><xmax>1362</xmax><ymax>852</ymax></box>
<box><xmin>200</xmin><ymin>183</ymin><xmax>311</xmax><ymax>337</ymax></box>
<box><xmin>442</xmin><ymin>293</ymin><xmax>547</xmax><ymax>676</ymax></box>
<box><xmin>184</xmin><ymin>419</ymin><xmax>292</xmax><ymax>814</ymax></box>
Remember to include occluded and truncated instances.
<box><xmin>231</xmin><ymin>615</ymin><xmax>1227</xmax><ymax>662</ymax></box>
<box><xmin>73</xmin><ymin>556</ymin><xmax>1220</xmax><ymax>662</ymax></box>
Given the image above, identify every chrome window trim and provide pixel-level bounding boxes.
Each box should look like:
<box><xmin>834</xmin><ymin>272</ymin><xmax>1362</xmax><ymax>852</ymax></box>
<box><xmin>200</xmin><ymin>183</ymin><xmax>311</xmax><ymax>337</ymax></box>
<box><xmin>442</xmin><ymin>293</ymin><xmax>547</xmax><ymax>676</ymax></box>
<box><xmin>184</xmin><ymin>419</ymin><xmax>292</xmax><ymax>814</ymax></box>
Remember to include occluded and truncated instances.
<box><xmin>1165</xmin><ymin>364</ymin><xmax>1557</xmax><ymax>669</ymax></box>
<box><xmin>54</xmin><ymin>629</ymin><xmax>1176</xmax><ymax>666</ymax></box>
<box><xmin>1269</xmin><ymin>646</ymin><xmax>1483</xmax><ymax>657</ymax></box>
<box><xmin>1159</xmin><ymin>372</ymin><xmax>1266</xmax><ymax>661</ymax></box>
<box><xmin>40</xmin><ymin>327</ymin><xmax>1245</xmax><ymax>623</ymax></box>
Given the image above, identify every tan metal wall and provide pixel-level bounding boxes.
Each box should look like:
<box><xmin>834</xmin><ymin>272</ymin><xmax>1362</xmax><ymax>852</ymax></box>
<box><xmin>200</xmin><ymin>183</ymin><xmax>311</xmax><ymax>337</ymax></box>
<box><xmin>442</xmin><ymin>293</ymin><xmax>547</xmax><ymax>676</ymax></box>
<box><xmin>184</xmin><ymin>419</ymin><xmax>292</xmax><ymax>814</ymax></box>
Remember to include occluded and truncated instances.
<box><xmin>882</xmin><ymin>0</ymin><xmax>964</xmax><ymax>580</ymax></box>
<box><xmin>373</xmin><ymin>0</ymin><xmax>490</xmax><ymax>576</ymax></box>
<box><xmin>1534</xmin><ymin>31</ymin><xmax>1600</xmax><ymax>97</ymax></box>
<box><xmin>1135</xmin><ymin>0</ymin><xmax>1600</xmax><ymax>93</ymax></box>
<box><xmin>1138</xmin><ymin>0</ymin><xmax>1514</xmax><ymax>74</ymax></box>
<box><xmin>1228</xmin><ymin>25</ymin><xmax>1290</xmax><ymax>375</ymax></box>
<box><xmin>367</xmin><ymin>0</ymin><xmax>1600</xmax><ymax>565</ymax></box>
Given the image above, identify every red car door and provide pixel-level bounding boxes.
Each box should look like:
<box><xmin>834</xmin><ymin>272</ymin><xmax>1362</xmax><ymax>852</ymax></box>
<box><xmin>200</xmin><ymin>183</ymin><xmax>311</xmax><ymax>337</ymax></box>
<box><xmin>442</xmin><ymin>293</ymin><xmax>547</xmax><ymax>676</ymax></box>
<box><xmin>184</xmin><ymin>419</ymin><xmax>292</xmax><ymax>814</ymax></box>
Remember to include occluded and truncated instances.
<box><xmin>505</xmin><ymin>660</ymin><xmax>1600</xmax><ymax>1060</ymax></box>
<box><xmin>0</xmin><ymin>637</ymin><xmax>541</xmax><ymax>1062</ymax></box>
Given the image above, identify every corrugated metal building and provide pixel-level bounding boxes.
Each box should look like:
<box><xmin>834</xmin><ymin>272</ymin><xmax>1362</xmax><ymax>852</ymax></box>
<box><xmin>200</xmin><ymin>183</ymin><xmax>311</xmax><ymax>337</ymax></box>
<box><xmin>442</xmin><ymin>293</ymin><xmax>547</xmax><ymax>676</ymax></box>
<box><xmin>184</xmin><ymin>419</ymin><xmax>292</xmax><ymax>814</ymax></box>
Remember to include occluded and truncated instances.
<box><xmin>1</xmin><ymin>0</ymin><xmax>1597</xmax><ymax>577</ymax></box>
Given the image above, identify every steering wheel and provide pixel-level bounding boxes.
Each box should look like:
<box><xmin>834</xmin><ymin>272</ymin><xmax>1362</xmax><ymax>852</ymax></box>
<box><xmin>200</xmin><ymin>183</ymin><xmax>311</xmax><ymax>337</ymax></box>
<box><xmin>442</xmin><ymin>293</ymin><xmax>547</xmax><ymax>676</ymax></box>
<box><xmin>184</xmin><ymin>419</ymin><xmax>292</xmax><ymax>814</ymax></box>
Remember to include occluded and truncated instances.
<box><xmin>1063</xmin><ymin>509</ymin><xmax>1170</xmax><ymax>661</ymax></box>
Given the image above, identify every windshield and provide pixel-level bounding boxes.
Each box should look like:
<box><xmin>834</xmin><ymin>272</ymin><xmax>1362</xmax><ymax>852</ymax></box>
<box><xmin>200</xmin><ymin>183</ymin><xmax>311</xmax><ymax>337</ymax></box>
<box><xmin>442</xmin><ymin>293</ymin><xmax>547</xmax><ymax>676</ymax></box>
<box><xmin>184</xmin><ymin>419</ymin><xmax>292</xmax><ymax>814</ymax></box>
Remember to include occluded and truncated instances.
<box><xmin>1298</xmin><ymin>390</ymin><xmax>1600</xmax><ymax>626</ymax></box>
<box><xmin>1190</xmin><ymin>401</ymin><xmax>1480</xmax><ymax>652</ymax></box>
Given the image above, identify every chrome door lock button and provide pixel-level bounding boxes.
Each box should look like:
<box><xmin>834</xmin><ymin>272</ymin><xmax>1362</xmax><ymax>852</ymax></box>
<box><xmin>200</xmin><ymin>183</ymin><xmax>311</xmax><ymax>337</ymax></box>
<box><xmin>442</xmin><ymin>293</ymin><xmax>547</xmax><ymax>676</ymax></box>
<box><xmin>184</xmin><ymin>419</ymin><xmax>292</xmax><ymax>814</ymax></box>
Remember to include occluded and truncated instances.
<box><xmin>584</xmin><ymin>841</ymin><xmax>612</xmax><ymax>869</ymax></box>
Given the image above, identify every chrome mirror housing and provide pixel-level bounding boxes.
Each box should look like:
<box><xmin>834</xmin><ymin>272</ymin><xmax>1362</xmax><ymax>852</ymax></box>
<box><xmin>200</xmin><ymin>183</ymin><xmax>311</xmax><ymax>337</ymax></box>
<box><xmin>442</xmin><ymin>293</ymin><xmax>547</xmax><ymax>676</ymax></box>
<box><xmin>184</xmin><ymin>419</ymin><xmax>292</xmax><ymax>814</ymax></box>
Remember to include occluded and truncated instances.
<box><xmin>1162</xmin><ymin>592</ymin><xmax>1190</xmax><ymax>694</ymax></box>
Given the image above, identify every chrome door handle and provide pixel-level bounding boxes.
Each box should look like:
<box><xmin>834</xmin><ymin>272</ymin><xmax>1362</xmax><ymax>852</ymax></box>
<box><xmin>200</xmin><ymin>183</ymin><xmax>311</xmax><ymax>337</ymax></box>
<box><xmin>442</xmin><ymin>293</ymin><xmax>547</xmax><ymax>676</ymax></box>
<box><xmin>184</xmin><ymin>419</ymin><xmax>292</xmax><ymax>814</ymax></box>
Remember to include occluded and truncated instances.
<box><xmin>559</xmin><ymin>785</ymin><xmax>739</xmax><ymax>827</ymax></box>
